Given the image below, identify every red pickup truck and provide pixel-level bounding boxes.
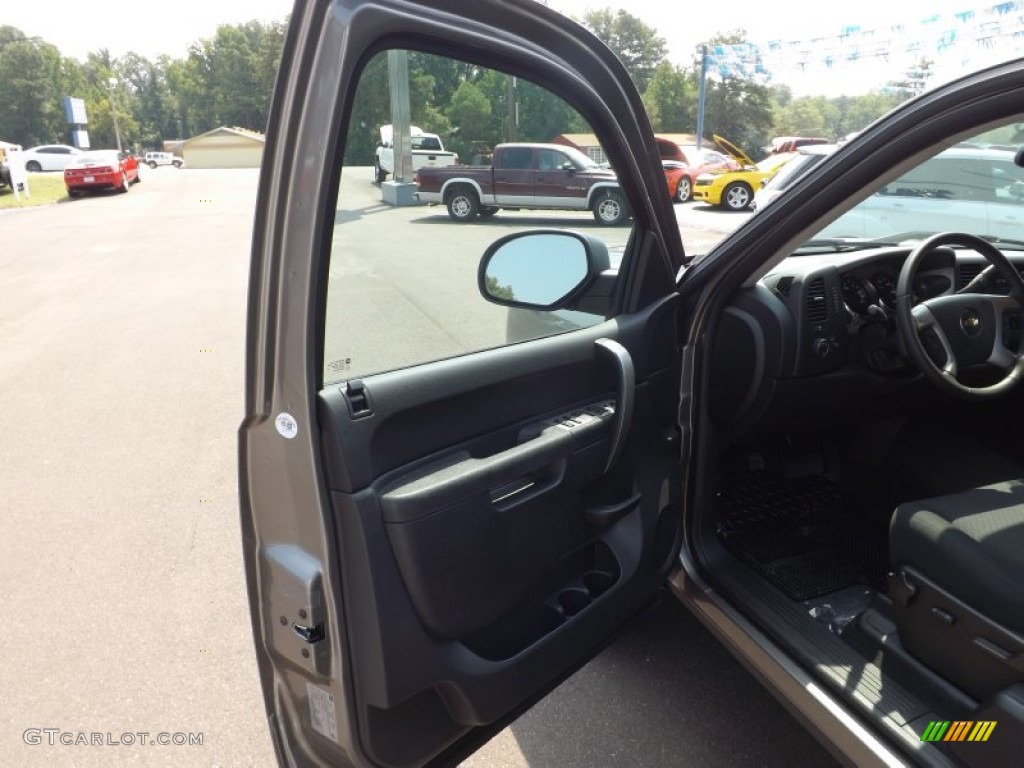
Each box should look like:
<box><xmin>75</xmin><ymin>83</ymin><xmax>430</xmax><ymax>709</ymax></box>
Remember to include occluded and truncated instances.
<box><xmin>413</xmin><ymin>142</ymin><xmax>628</xmax><ymax>225</ymax></box>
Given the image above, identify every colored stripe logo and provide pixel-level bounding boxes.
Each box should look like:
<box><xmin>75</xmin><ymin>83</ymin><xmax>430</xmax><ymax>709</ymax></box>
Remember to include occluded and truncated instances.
<box><xmin>921</xmin><ymin>721</ymin><xmax>997</xmax><ymax>742</ymax></box>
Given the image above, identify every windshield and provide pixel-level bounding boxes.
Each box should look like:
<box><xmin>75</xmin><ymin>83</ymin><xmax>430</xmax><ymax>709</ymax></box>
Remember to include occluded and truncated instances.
<box><xmin>798</xmin><ymin>121</ymin><xmax>1024</xmax><ymax>254</ymax></box>
<box><xmin>678</xmin><ymin>146</ymin><xmax>701</xmax><ymax>164</ymax></box>
<box><xmin>762</xmin><ymin>152</ymin><xmax>825</xmax><ymax>193</ymax></box>
<box><xmin>755</xmin><ymin>152</ymin><xmax>796</xmax><ymax>173</ymax></box>
<box><xmin>411</xmin><ymin>136</ymin><xmax>442</xmax><ymax>150</ymax></box>
<box><xmin>76</xmin><ymin>152</ymin><xmax>118</xmax><ymax>165</ymax></box>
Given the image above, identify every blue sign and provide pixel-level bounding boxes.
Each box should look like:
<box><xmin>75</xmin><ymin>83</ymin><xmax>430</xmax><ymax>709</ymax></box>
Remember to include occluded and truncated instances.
<box><xmin>63</xmin><ymin>96</ymin><xmax>88</xmax><ymax>125</ymax></box>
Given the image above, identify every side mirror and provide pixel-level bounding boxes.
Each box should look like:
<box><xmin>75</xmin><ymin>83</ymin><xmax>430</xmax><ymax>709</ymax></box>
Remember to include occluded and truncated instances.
<box><xmin>561</xmin><ymin>161</ymin><xmax>576</xmax><ymax>174</ymax></box>
<box><xmin>478</xmin><ymin>230</ymin><xmax>610</xmax><ymax>310</ymax></box>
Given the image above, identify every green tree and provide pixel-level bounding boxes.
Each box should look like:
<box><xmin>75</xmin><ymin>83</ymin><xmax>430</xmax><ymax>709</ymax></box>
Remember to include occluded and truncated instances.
<box><xmin>448</xmin><ymin>80</ymin><xmax>493</xmax><ymax>144</ymax></box>
<box><xmin>581</xmin><ymin>9</ymin><xmax>667</xmax><ymax>92</ymax></box>
<box><xmin>697</xmin><ymin>31</ymin><xmax>775</xmax><ymax>155</ymax></box>
<box><xmin>773</xmin><ymin>96</ymin><xmax>839</xmax><ymax>140</ymax></box>
<box><xmin>344</xmin><ymin>51</ymin><xmax>463</xmax><ymax>166</ymax></box>
<box><xmin>772</xmin><ymin>84</ymin><xmax>793</xmax><ymax>109</ymax></box>
<box><xmin>473</xmin><ymin>69</ymin><xmax>514</xmax><ymax>143</ymax></box>
<box><xmin>116</xmin><ymin>53</ymin><xmax>174</xmax><ymax>149</ymax></box>
<box><xmin>642</xmin><ymin>62</ymin><xmax>694</xmax><ymax>132</ymax></box>
<box><xmin>253</xmin><ymin>19</ymin><xmax>287</xmax><ymax>113</ymax></box>
<box><xmin>0</xmin><ymin>19</ymin><xmax>289</xmax><ymax>151</ymax></box>
<box><xmin>344</xmin><ymin>52</ymin><xmax>391</xmax><ymax>165</ymax></box>
<box><xmin>72</xmin><ymin>49</ymin><xmax>141</xmax><ymax>150</ymax></box>
<box><xmin>162</xmin><ymin>55</ymin><xmax>204</xmax><ymax>139</ymax></box>
<box><xmin>179</xmin><ymin>20</ymin><xmax>284</xmax><ymax>134</ymax></box>
<box><xmin>0</xmin><ymin>29</ymin><xmax>66</xmax><ymax>145</ymax></box>
<box><xmin>408</xmin><ymin>51</ymin><xmax>468</xmax><ymax>116</ymax></box>
<box><xmin>485</xmin><ymin>275</ymin><xmax>515</xmax><ymax>301</ymax></box>
<box><xmin>517</xmin><ymin>79</ymin><xmax>574</xmax><ymax>142</ymax></box>
<box><xmin>767</xmin><ymin>88</ymin><xmax>905</xmax><ymax>144</ymax></box>
<box><xmin>841</xmin><ymin>91</ymin><xmax>906</xmax><ymax>136</ymax></box>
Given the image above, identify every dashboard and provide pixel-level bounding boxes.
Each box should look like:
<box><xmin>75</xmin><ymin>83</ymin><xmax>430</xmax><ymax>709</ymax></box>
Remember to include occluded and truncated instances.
<box><xmin>838</xmin><ymin>262</ymin><xmax>953</xmax><ymax>316</ymax></box>
<box><xmin>710</xmin><ymin>245</ymin><xmax>1021</xmax><ymax>435</ymax></box>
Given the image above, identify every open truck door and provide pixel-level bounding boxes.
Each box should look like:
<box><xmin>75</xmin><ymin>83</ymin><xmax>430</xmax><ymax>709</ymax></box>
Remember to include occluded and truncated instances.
<box><xmin>240</xmin><ymin>1</ymin><xmax>689</xmax><ymax>765</ymax></box>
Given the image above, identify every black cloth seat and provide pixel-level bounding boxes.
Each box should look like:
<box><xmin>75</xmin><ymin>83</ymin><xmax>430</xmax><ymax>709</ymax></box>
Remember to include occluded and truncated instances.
<box><xmin>890</xmin><ymin>479</ymin><xmax>1024</xmax><ymax>635</ymax></box>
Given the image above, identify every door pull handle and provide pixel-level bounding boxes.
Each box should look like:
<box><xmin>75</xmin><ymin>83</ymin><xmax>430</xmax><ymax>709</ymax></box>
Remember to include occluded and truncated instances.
<box><xmin>594</xmin><ymin>338</ymin><xmax>634</xmax><ymax>474</ymax></box>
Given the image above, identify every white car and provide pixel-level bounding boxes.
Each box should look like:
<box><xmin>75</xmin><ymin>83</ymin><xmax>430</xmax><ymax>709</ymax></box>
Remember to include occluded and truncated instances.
<box><xmin>143</xmin><ymin>151</ymin><xmax>183</xmax><ymax>169</ymax></box>
<box><xmin>820</xmin><ymin>146</ymin><xmax>1024</xmax><ymax>240</ymax></box>
<box><xmin>21</xmin><ymin>144</ymin><xmax>83</xmax><ymax>172</ymax></box>
<box><xmin>752</xmin><ymin>144</ymin><xmax>836</xmax><ymax>210</ymax></box>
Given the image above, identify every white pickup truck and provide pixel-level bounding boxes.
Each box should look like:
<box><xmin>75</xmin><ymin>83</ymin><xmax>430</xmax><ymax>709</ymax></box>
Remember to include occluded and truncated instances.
<box><xmin>374</xmin><ymin>124</ymin><xmax>458</xmax><ymax>182</ymax></box>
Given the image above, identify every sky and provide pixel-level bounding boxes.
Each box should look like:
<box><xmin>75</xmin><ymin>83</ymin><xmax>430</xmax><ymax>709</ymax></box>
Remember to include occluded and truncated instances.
<box><xmin>6</xmin><ymin>0</ymin><xmax>1024</xmax><ymax>96</ymax></box>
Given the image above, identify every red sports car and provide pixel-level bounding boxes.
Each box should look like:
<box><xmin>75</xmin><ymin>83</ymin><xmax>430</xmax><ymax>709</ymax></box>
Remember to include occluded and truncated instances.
<box><xmin>661</xmin><ymin>159</ymin><xmax>689</xmax><ymax>202</ymax></box>
<box><xmin>64</xmin><ymin>150</ymin><xmax>140</xmax><ymax>197</ymax></box>
<box><xmin>659</xmin><ymin>143</ymin><xmax>739</xmax><ymax>202</ymax></box>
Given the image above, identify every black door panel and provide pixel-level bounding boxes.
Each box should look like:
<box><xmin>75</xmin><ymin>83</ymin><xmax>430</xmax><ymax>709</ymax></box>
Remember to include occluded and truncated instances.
<box><xmin>315</xmin><ymin>299</ymin><xmax>681</xmax><ymax>762</ymax></box>
<box><xmin>380</xmin><ymin>423</ymin><xmax>607</xmax><ymax>639</ymax></box>
<box><xmin>318</xmin><ymin>299</ymin><xmax>680</xmax><ymax>493</ymax></box>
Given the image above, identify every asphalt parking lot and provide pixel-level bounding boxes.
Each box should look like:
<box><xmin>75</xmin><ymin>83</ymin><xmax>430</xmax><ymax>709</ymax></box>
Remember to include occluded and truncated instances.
<box><xmin>1</xmin><ymin>167</ymin><xmax>833</xmax><ymax>767</ymax></box>
<box><xmin>323</xmin><ymin>168</ymin><xmax>749</xmax><ymax>382</ymax></box>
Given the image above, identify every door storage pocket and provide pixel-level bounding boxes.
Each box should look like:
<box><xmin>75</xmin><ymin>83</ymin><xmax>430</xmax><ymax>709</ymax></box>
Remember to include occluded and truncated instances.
<box><xmin>461</xmin><ymin>542</ymin><xmax>620</xmax><ymax>660</ymax></box>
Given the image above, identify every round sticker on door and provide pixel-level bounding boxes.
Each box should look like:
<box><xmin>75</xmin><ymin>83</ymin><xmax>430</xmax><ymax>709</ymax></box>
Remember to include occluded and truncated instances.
<box><xmin>275</xmin><ymin>412</ymin><xmax>298</xmax><ymax>439</ymax></box>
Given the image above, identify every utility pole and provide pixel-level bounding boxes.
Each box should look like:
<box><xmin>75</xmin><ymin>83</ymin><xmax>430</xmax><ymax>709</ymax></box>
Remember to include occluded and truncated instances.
<box><xmin>381</xmin><ymin>49</ymin><xmax>416</xmax><ymax>205</ymax></box>
<box><xmin>108</xmin><ymin>77</ymin><xmax>123</xmax><ymax>152</ymax></box>
<box><xmin>506</xmin><ymin>75</ymin><xmax>518</xmax><ymax>142</ymax></box>
<box><xmin>696</xmin><ymin>46</ymin><xmax>708</xmax><ymax>151</ymax></box>
<box><xmin>386</xmin><ymin>50</ymin><xmax>412</xmax><ymax>183</ymax></box>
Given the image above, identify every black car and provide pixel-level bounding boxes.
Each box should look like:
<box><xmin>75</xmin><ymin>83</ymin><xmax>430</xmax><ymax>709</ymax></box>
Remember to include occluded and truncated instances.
<box><xmin>239</xmin><ymin>2</ymin><xmax>1023</xmax><ymax>766</ymax></box>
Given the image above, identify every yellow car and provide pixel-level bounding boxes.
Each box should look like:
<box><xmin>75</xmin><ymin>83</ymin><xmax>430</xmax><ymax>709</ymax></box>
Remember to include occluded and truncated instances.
<box><xmin>692</xmin><ymin>134</ymin><xmax>797</xmax><ymax>210</ymax></box>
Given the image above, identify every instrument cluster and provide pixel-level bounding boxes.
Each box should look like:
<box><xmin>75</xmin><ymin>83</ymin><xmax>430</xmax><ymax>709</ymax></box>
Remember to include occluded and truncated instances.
<box><xmin>839</xmin><ymin>266</ymin><xmax>951</xmax><ymax>316</ymax></box>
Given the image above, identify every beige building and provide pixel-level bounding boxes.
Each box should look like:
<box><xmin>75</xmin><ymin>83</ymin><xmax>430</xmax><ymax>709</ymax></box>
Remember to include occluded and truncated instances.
<box><xmin>181</xmin><ymin>126</ymin><xmax>265</xmax><ymax>169</ymax></box>
<box><xmin>550</xmin><ymin>133</ymin><xmax>607</xmax><ymax>164</ymax></box>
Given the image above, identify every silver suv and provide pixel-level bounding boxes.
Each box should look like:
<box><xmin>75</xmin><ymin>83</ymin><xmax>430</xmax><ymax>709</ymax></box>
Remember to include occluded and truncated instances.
<box><xmin>143</xmin><ymin>151</ymin><xmax>183</xmax><ymax>169</ymax></box>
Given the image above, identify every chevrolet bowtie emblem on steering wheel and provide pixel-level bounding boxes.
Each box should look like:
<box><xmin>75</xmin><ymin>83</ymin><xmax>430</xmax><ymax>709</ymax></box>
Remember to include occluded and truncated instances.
<box><xmin>961</xmin><ymin>309</ymin><xmax>982</xmax><ymax>335</ymax></box>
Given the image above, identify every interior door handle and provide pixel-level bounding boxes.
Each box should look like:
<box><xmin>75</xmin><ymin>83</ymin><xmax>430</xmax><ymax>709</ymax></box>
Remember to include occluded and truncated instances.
<box><xmin>586</xmin><ymin>489</ymin><xmax>642</xmax><ymax>526</ymax></box>
<box><xmin>594</xmin><ymin>338</ymin><xmax>634</xmax><ymax>474</ymax></box>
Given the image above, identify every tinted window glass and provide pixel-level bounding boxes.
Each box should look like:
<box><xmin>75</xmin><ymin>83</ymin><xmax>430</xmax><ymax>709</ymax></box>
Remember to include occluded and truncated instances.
<box><xmin>322</xmin><ymin>50</ymin><xmax>630</xmax><ymax>383</ymax></box>
<box><xmin>538</xmin><ymin>150</ymin><xmax>565</xmax><ymax>171</ymax></box>
<box><xmin>497</xmin><ymin>147</ymin><xmax>533</xmax><ymax>170</ymax></box>
<box><xmin>807</xmin><ymin>123</ymin><xmax>1024</xmax><ymax>247</ymax></box>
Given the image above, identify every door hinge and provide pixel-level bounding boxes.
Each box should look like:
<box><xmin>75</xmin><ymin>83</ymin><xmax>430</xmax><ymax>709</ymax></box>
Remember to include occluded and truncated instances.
<box><xmin>262</xmin><ymin>545</ymin><xmax>330</xmax><ymax>676</ymax></box>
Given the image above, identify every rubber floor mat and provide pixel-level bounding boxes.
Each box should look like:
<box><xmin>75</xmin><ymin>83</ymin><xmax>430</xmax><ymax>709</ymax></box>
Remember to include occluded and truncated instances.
<box><xmin>716</xmin><ymin>473</ymin><xmax>889</xmax><ymax>601</ymax></box>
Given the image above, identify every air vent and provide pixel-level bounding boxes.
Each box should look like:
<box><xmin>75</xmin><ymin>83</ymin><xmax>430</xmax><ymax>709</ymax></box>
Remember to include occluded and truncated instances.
<box><xmin>958</xmin><ymin>263</ymin><xmax>983</xmax><ymax>289</ymax></box>
<box><xmin>806</xmin><ymin>277</ymin><xmax>827</xmax><ymax>322</ymax></box>
<box><xmin>775</xmin><ymin>276</ymin><xmax>795</xmax><ymax>296</ymax></box>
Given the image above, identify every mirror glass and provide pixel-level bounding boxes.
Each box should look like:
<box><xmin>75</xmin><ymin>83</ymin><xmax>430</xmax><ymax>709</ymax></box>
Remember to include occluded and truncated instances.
<box><xmin>483</xmin><ymin>234</ymin><xmax>588</xmax><ymax>306</ymax></box>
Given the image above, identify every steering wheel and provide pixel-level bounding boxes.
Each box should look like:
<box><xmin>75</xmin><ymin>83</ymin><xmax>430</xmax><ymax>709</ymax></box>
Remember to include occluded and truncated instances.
<box><xmin>896</xmin><ymin>232</ymin><xmax>1024</xmax><ymax>399</ymax></box>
